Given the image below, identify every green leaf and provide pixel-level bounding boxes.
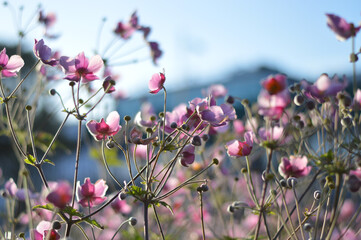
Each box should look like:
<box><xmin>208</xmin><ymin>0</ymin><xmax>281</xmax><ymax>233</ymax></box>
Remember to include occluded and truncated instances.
<box><xmin>158</xmin><ymin>201</ymin><xmax>174</xmax><ymax>215</ymax></box>
<box><xmin>33</xmin><ymin>204</ymin><xmax>103</xmax><ymax>229</ymax></box>
<box><xmin>43</xmin><ymin>159</ymin><xmax>55</xmax><ymax>166</ymax></box>
<box><xmin>163</xmin><ymin>143</ymin><xmax>177</xmax><ymax>152</ymax></box>
<box><xmin>128</xmin><ymin>185</ymin><xmax>147</xmax><ymax>198</ymax></box>
<box><xmin>24</xmin><ymin>154</ymin><xmax>36</xmax><ymax>166</ymax></box>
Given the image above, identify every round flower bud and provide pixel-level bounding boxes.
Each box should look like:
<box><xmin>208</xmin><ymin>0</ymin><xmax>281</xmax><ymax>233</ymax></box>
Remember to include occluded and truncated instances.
<box><xmin>279</xmin><ymin>179</ymin><xmax>287</xmax><ymax>188</ymax></box>
<box><xmin>129</xmin><ymin>217</ymin><xmax>137</xmax><ymax>226</ymax></box>
<box><xmin>292</xmin><ymin>115</ymin><xmax>301</xmax><ymax>122</ymax></box>
<box><xmin>25</xmin><ymin>105</ymin><xmax>32</xmax><ymax>111</ymax></box>
<box><xmin>78</xmin><ymin>99</ymin><xmax>84</xmax><ymax>104</ymax></box>
<box><xmin>119</xmin><ymin>192</ymin><xmax>127</xmax><ymax>200</ymax></box>
<box><xmin>170</xmin><ymin>122</ymin><xmax>178</xmax><ymax>129</ymax></box>
<box><xmin>201</xmin><ymin>134</ymin><xmax>209</xmax><ymax>142</ymax></box>
<box><xmin>313</xmin><ymin>190</ymin><xmax>321</xmax><ymax>200</ymax></box>
<box><xmin>146</xmin><ymin>127</ymin><xmax>153</xmax><ymax>134</ymax></box>
<box><xmin>52</xmin><ymin>221</ymin><xmax>62</xmax><ymax>230</ymax></box>
<box><xmin>150</xmin><ymin>115</ymin><xmax>156</xmax><ymax>121</ymax></box>
<box><xmin>227</xmin><ymin>205</ymin><xmax>235</xmax><ymax>213</ymax></box>
<box><xmin>294</xmin><ymin>94</ymin><xmax>305</xmax><ymax>106</ymax></box>
<box><xmin>158</xmin><ymin>112</ymin><xmax>164</xmax><ymax>118</ymax></box>
<box><xmin>225</xmin><ymin>95</ymin><xmax>235</xmax><ymax>104</ymax></box>
<box><xmin>241</xmin><ymin>168</ymin><xmax>247</xmax><ymax>174</ymax></box>
<box><xmin>306</xmin><ymin>101</ymin><xmax>315</xmax><ymax>111</ymax></box>
<box><xmin>181</xmin><ymin>124</ymin><xmax>189</xmax><ymax>131</ymax></box>
<box><xmin>295</xmin><ymin>120</ymin><xmax>305</xmax><ymax>129</ymax></box>
<box><xmin>124</xmin><ymin>115</ymin><xmax>131</xmax><ymax>121</ymax></box>
<box><xmin>304</xmin><ymin>223</ymin><xmax>312</xmax><ymax>232</ymax></box>
<box><xmin>106</xmin><ymin>141</ymin><xmax>115</xmax><ymax>149</ymax></box>
<box><xmin>212</xmin><ymin>158</ymin><xmax>219</xmax><ymax>165</ymax></box>
<box><xmin>287</xmin><ymin>177</ymin><xmax>298</xmax><ymax>188</ymax></box>
<box><xmin>191</xmin><ymin>135</ymin><xmax>202</xmax><ymax>146</ymax></box>
<box><xmin>200</xmin><ymin>184</ymin><xmax>209</xmax><ymax>192</ymax></box>
<box><xmin>69</xmin><ymin>81</ymin><xmax>75</xmax><ymax>87</ymax></box>
<box><xmin>341</xmin><ymin>117</ymin><xmax>352</xmax><ymax>127</ymax></box>
<box><xmin>241</xmin><ymin>99</ymin><xmax>249</xmax><ymax>105</ymax></box>
<box><xmin>288</xmin><ymin>85</ymin><xmax>296</xmax><ymax>93</ymax></box>
<box><xmin>49</xmin><ymin>89</ymin><xmax>56</xmax><ymax>96</ymax></box>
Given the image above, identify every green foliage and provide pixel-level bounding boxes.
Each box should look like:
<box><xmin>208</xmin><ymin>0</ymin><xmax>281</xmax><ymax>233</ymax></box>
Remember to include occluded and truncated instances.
<box><xmin>89</xmin><ymin>146</ymin><xmax>122</xmax><ymax>166</ymax></box>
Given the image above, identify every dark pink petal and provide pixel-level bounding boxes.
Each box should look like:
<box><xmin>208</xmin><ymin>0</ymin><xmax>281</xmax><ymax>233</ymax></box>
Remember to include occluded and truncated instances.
<box><xmin>75</xmin><ymin>52</ymin><xmax>89</xmax><ymax>70</ymax></box>
<box><xmin>326</xmin><ymin>14</ymin><xmax>359</xmax><ymax>41</ymax></box>
<box><xmin>0</xmin><ymin>48</ymin><xmax>9</xmax><ymax>66</ymax></box>
<box><xmin>82</xmin><ymin>73</ymin><xmax>99</xmax><ymax>82</ymax></box>
<box><xmin>1</xmin><ymin>70</ymin><xmax>17</xmax><ymax>77</ymax></box>
<box><xmin>79</xmin><ymin>178</ymin><xmax>95</xmax><ymax>197</ymax></box>
<box><xmin>46</xmin><ymin>182</ymin><xmax>72</xmax><ymax>209</ymax></box>
<box><xmin>64</xmin><ymin>73</ymin><xmax>80</xmax><ymax>82</ymax></box>
<box><xmin>180</xmin><ymin>145</ymin><xmax>195</xmax><ymax>167</ymax></box>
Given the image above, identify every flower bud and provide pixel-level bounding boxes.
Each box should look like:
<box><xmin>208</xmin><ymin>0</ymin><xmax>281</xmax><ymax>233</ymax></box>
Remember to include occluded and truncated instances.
<box><xmin>181</xmin><ymin>124</ymin><xmax>189</xmax><ymax>131</ymax></box>
<box><xmin>341</xmin><ymin>117</ymin><xmax>352</xmax><ymax>127</ymax></box>
<box><xmin>304</xmin><ymin>223</ymin><xmax>312</xmax><ymax>232</ymax></box>
<box><xmin>294</xmin><ymin>94</ymin><xmax>305</xmax><ymax>106</ymax></box>
<box><xmin>106</xmin><ymin>141</ymin><xmax>115</xmax><ymax>149</ymax></box>
<box><xmin>212</xmin><ymin>158</ymin><xmax>219</xmax><ymax>165</ymax></box>
<box><xmin>191</xmin><ymin>135</ymin><xmax>202</xmax><ymax>146</ymax></box>
<box><xmin>347</xmin><ymin>175</ymin><xmax>361</xmax><ymax>192</ymax></box>
<box><xmin>313</xmin><ymin>190</ymin><xmax>321</xmax><ymax>200</ymax></box>
<box><xmin>52</xmin><ymin>221</ymin><xmax>61</xmax><ymax>230</ymax></box>
<box><xmin>201</xmin><ymin>134</ymin><xmax>209</xmax><ymax>142</ymax></box>
<box><xmin>69</xmin><ymin>81</ymin><xmax>75</xmax><ymax>87</ymax></box>
<box><xmin>25</xmin><ymin>105</ymin><xmax>32</xmax><ymax>111</ymax></box>
<box><xmin>129</xmin><ymin>217</ymin><xmax>137</xmax><ymax>226</ymax></box>
<box><xmin>49</xmin><ymin>89</ymin><xmax>56</xmax><ymax>96</ymax></box>
<box><xmin>287</xmin><ymin>177</ymin><xmax>298</xmax><ymax>188</ymax></box>
<box><xmin>279</xmin><ymin>179</ymin><xmax>287</xmax><ymax>188</ymax></box>
<box><xmin>306</xmin><ymin>101</ymin><xmax>315</xmax><ymax>111</ymax></box>
<box><xmin>241</xmin><ymin>168</ymin><xmax>247</xmax><ymax>174</ymax></box>
<box><xmin>227</xmin><ymin>205</ymin><xmax>235</xmax><ymax>213</ymax></box>
<box><xmin>170</xmin><ymin>122</ymin><xmax>178</xmax><ymax>129</ymax></box>
<box><xmin>200</xmin><ymin>184</ymin><xmax>209</xmax><ymax>192</ymax></box>
<box><xmin>124</xmin><ymin>115</ymin><xmax>131</xmax><ymax>121</ymax></box>
<box><xmin>119</xmin><ymin>192</ymin><xmax>127</xmax><ymax>200</ymax></box>
<box><xmin>225</xmin><ymin>95</ymin><xmax>235</xmax><ymax>104</ymax></box>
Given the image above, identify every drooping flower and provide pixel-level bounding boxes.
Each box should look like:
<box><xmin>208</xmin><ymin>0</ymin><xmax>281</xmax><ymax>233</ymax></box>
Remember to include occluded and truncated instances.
<box><xmin>86</xmin><ymin>111</ymin><xmax>121</xmax><ymax>141</ymax></box>
<box><xmin>278</xmin><ymin>155</ymin><xmax>311</xmax><ymax>178</ymax></box>
<box><xmin>33</xmin><ymin>39</ymin><xmax>58</xmax><ymax>66</ymax></box>
<box><xmin>46</xmin><ymin>181</ymin><xmax>72</xmax><ymax>209</ymax></box>
<box><xmin>180</xmin><ymin>145</ymin><xmax>195</xmax><ymax>167</ymax></box>
<box><xmin>225</xmin><ymin>131</ymin><xmax>254</xmax><ymax>157</ymax></box>
<box><xmin>0</xmin><ymin>48</ymin><xmax>24</xmax><ymax>78</ymax></box>
<box><xmin>34</xmin><ymin>220</ymin><xmax>60</xmax><ymax>240</ymax></box>
<box><xmin>134</xmin><ymin>102</ymin><xmax>157</xmax><ymax>128</ymax></box>
<box><xmin>76</xmin><ymin>178</ymin><xmax>108</xmax><ymax>208</ymax></box>
<box><xmin>326</xmin><ymin>14</ymin><xmax>360</xmax><ymax>41</ymax></box>
<box><xmin>261</xmin><ymin>74</ymin><xmax>287</xmax><ymax>95</ymax></box>
<box><xmin>59</xmin><ymin>52</ymin><xmax>103</xmax><ymax>83</ymax></box>
<box><xmin>149</xmin><ymin>41</ymin><xmax>162</xmax><ymax>65</ymax></box>
<box><xmin>129</xmin><ymin>127</ymin><xmax>158</xmax><ymax>145</ymax></box>
<box><xmin>301</xmin><ymin>74</ymin><xmax>347</xmax><ymax>102</ymax></box>
<box><xmin>148</xmin><ymin>72</ymin><xmax>165</xmax><ymax>94</ymax></box>
<box><xmin>102</xmin><ymin>76</ymin><xmax>116</xmax><ymax>93</ymax></box>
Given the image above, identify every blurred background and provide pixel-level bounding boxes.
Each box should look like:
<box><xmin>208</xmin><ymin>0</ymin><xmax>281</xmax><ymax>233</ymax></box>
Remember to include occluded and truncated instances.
<box><xmin>0</xmin><ymin>0</ymin><xmax>360</xmax><ymax>185</ymax></box>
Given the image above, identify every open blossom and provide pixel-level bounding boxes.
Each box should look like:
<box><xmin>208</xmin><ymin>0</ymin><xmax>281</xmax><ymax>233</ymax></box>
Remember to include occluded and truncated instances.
<box><xmin>180</xmin><ymin>145</ymin><xmax>195</xmax><ymax>167</ymax></box>
<box><xmin>149</xmin><ymin>72</ymin><xmax>165</xmax><ymax>94</ymax></box>
<box><xmin>86</xmin><ymin>111</ymin><xmax>121</xmax><ymax>141</ymax></box>
<box><xmin>326</xmin><ymin>14</ymin><xmax>360</xmax><ymax>41</ymax></box>
<box><xmin>225</xmin><ymin>131</ymin><xmax>253</xmax><ymax>157</ymax></box>
<box><xmin>33</xmin><ymin>39</ymin><xmax>58</xmax><ymax>66</ymax></box>
<box><xmin>46</xmin><ymin>181</ymin><xmax>72</xmax><ymax>209</ymax></box>
<box><xmin>59</xmin><ymin>52</ymin><xmax>103</xmax><ymax>83</ymax></box>
<box><xmin>0</xmin><ymin>48</ymin><xmax>24</xmax><ymax>78</ymax></box>
<box><xmin>34</xmin><ymin>221</ymin><xmax>60</xmax><ymax>240</ymax></box>
<box><xmin>76</xmin><ymin>178</ymin><xmax>108</xmax><ymax>208</ymax></box>
<box><xmin>258</xmin><ymin>89</ymin><xmax>290</xmax><ymax>119</ymax></box>
<box><xmin>261</xmin><ymin>74</ymin><xmax>287</xmax><ymax>95</ymax></box>
<box><xmin>202</xmin><ymin>84</ymin><xmax>228</xmax><ymax>98</ymax></box>
<box><xmin>278</xmin><ymin>155</ymin><xmax>311</xmax><ymax>178</ymax></box>
<box><xmin>114</xmin><ymin>11</ymin><xmax>139</xmax><ymax>39</ymax></box>
<box><xmin>301</xmin><ymin>74</ymin><xmax>347</xmax><ymax>102</ymax></box>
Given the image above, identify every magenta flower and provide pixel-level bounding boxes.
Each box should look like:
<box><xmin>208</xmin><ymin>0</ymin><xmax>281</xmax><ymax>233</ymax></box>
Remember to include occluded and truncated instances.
<box><xmin>86</xmin><ymin>111</ymin><xmax>121</xmax><ymax>141</ymax></box>
<box><xmin>278</xmin><ymin>155</ymin><xmax>311</xmax><ymax>178</ymax></box>
<box><xmin>326</xmin><ymin>14</ymin><xmax>360</xmax><ymax>41</ymax></box>
<box><xmin>0</xmin><ymin>48</ymin><xmax>24</xmax><ymax>78</ymax></box>
<box><xmin>102</xmin><ymin>76</ymin><xmax>116</xmax><ymax>93</ymax></box>
<box><xmin>301</xmin><ymin>74</ymin><xmax>347</xmax><ymax>102</ymax></box>
<box><xmin>33</xmin><ymin>39</ymin><xmax>58</xmax><ymax>66</ymax></box>
<box><xmin>149</xmin><ymin>41</ymin><xmax>162</xmax><ymax>65</ymax></box>
<box><xmin>76</xmin><ymin>178</ymin><xmax>108</xmax><ymax>208</ymax></box>
<box><xmin>197</xmin><ymin>100</ymin><xmax>236</xmax><ymax>127</ymax></box>
<box><xmin>34</xmin><ymin>221</ymin><xmax>60</xmax><ymax>240</ymax></box>
<box><xmin>180</xmin><ymin>145</ymin><xmax>195</xmax><ymax>167</ymax></box>
<box><xmin>111</xmin><ymin>195</ymin><xmax>132</xmax><ymax>214</ymax></box>
<box><xmin>59</xmin><ymin>52</ymin><xmax>103</xmax><ymax>83</ymax></box>
<box><xmin>149</xmin><ymin>72</ymin><xmax>166</xmax><ymax>94</ymax></box>
<box><xmin>114</xmin><ymin>11</ymin><xmax>139</xmax><ymax>39</ymax></box>
<box><xmin>46</xmin><ymin>181</ymin><xmax>72</xmax><ymax>209</ymax></box>
<box><xmin>261</xmin><ymin>74</ymin><xmax>287</xmax><ymax>95</ymax></box>
<box><xmin>225</xmin><ymin>131</ymin><xmax>254</xmax><ymax>157</ymax></box>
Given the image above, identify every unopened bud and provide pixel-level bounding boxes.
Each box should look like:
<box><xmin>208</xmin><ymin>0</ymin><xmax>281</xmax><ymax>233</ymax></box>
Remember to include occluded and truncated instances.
<box><xmin>279</xmin><ymin>179</ymin><xmax>287</xmax><ymax>188</ymax></box>
<box><xmin>191</xmin><ymin>135</ymin><xmax>202</xmax><ymax>146</ymax></box>
<box><xmin>306</xmin><ymin>101</ymin><xmax>315</xmax><ymax>111</ymax></box>
<box><xmin>49</xmin><ymin>89</ymin><xmax>56</xmax><ymax>96</ymax></box>
<box><xmin>294</xmin><ymin>94</ymin><xmax>305</xmax><ymax>106</ymax></box>
<box><xmin>341</xmin><ymin>117</ymin><xmax>352</xmax><ymax>127</ymax></box>
<box><xmin>170</xmin><ymin>122</ymin><xmax>178</xmax><ymax>129</ymax></box>
<box><xmin>181</xmin><ymin>124</ymin><xmax>189</xmax><ymax>131</ymax></box>
<box><xmin>287</xmin><ymin>177</ymin><xmax>298</xmax><ymax>188</ymax></box>
<box><xmin>200</xmin><ymin>184</ymin><xmax>208</xmax><ymax>192</ymax></box>
<box><xmin>106</xmin><ymin>141</ymin><xmax>115</xmax><ymax>149</ymax></box>
<box><xmin>304</xmin><ymin>223</ymin><xmax>312</xmax><ymax>232</ymax></box>
<box><xmin>212</xmin><ymin>158</ymin><xmax>219</xmax><ymax>165</ymax></box>
<box><xmin>201</xmin><ymin>134</ymin><xmax>209</xmax><ymax>142</ymax></box>
<box><xmin>52</xmin><ymin>221</ymin><xmax>61</xmax><ymax>230</ymax></box>
<box><xmin>124</xmin><ymin>115</ymin><xmax>131</xmax><ymax>121</ymax></box>
<box><xmin>69</xmin><ymin>81</ymin><xmax>75</xmax><ymax>87</ymax></box>
<box><xmin>129</xmin><ymin>217</ymin><xmax>137</xmax><ymax>226</ymax></box>
<box><xmin>225</xmin><ymin>95</ymin><xmax>235</xmax><ymax>104</ymax></box>
<box><xmin>25</xmin><ymin>105</ymin><xmax>32</xmax><ymax>111</ymax></box>
<box><xmin>227</xmin><ymin>205</ymin><xmax>235</xmax><ymax>213</ymax></box>
<box><xmin>119</xmin><ymin>192</ymin><xmax>127</xmax><ymax>200</ymax></box>
<box><xmin>313</xmin><ymin>190</ymin><xmax>321</xmax><ymax>200</ymax></box>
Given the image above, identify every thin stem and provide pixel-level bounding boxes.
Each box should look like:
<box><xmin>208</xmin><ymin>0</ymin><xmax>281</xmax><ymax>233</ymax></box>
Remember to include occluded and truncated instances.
<box><xmin>199</xmin><ymin>191</ymin><xmax>206</xmax><ymax>240</ymax></box>
<box><xmin>23</xmin><ymin>173</ymin><xmax>34</xmax><ymax>240</ymax></box>
<box><xmin>26</xmin><ymin>108</ymin><xmax>37</xmax><ymax>160</ymax></box>
<box><xmin>101</xmin><ymin>140</ymin><xmax>122</xmax><ymax>187</ymax></box>
<box><xmin>292</xmin><ymin>187</ymin><xmax>305</xmax><ymax>240</ymax></box>
<box><xmin>153</xmin><ymin>205</ymin><xmax>166</xmax><ymax>240</ymax></box>
<box><xmin>110</xmin><ymin>218</ymin><xmax>132</xmax><ymax>240</ymax></box>
<box><xmin>144</xmin><ymin>201</ymin><xmax>149</xmax><ymax>240</ymax></box>
<box><xmin>71</xmin><ymin>120</ymin><xmax>83</xmax><ymax>208</ymax></box>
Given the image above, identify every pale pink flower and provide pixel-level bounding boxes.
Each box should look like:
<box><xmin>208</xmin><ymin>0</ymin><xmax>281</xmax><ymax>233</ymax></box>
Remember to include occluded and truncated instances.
<box><xmin>278</xmin><ymin>155</ymin><xmax>311</xmax><ymax>178</ymax></box>
<box><xmin>233</xmin><ymin>119</ymin><xmax>245</xmax><ymax>136</ymax></box>
<box><xmin>203</xmin><ymin>84</ymin><xmax>228</xmax><ymax>98</ymax></box>
<box><xmin>111</xmin><ymin>196</ymin><xmax>132</xmax><ymax>214</ymax></box>
<box><xmin>353</xmin><ymin>89</ymin><xmax>361</xmax><ymax>109</ymax></box>
<box><xmin>225</xmin><ymin>131</ymin><xmax>253</xmax><ymax>157</ymax></box>
<box><xmin>46</xmin><ymin>181</ymin><xmax>72</xmax><ymax>209</ymax></box>
<box><xmin>148</xmin><ymin>72</ymin><xmax>165</xmax><ymax>94</ymax></box>
<box><xmin>59</xmin><ymin>52</ymin><xmax>103</xmax><ymax>83</ymax></box>
<box><xmin>258</xmin><ymin>89</ymin><xmax>290</xmax><ymax>119</ymax></box>
<box><xmin>33</xmin><ymin>39</ymin><xmax>58</xmax><ymax>66</ymax></box>
<box><xmin>34</xmin><ymin>221</ymin><xmax>60</xmax><ymax>240</ymax></box>
<box><xmin>86</xmin><ymin>111</ymin><xmax>121</xmax><ymax>141</ymax></box>
<box><xmin>0</xmin><ymin>48</ymin><xmax>24</xmax><ymax>77</ymax></box>
<box><xmin>134</xmin><ymin>102</ymin><xmax>157</xmax><ymax>128</ymax></box>
<box><xmin>76</xmin><ymin>178</ymin><xmax>108</xmax><ymax>208</ymax></box>
<box><xmin>326</xmin><ymin>14</ymin><xmax>360</xmax><ymax>41</ymax></box>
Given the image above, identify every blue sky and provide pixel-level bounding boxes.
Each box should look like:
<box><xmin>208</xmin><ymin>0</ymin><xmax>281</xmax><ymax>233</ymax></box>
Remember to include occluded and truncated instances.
<box><xmin>0</xmin><ymin>0</ymin><xmax>360</xmax><ymax>96</ymax></box>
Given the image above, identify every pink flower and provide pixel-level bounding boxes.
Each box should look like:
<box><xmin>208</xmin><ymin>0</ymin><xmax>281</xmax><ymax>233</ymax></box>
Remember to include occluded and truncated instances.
<box><xmin>129</xmin><ymin>127</ymin><xmax>158</xmax><ymax>145</ymax></box>
<box><xmin>278</xmin><ymin>155</ymin><xmax>311</xmax><ymax>178</ymax></box>
<box><xmin>261</xmin><ymin>74</ymin><xmax>287</xmax><ymax>95</ymax></box>
<box><xmin>233</xmin><ymin>120</ymin><xmax>245</xmax><ymax>136</ymax></box>
<box><xmin>0</xmin><ymin>48</ymin><xmax>24</xmax><ymax>78</ymax></box>
<box><xmin>114</xmin><ymin>11</ymin><xmax>139</xmax><ymax>39</ymax></box>
<box><xmin>197</xmin><ymin>101</ymin><xmax>236</xmax><ymax>127</ymax></box>
<box><xmin>111</xmin><ymin>195</ymin><xmax>132</xmax><ymax>214</ymax></box>
<box><xmin>353</xmin><ymin>89</ymin><xmax>361</xmax><ymax>109</ymax></box>
<box><xmin>203</xmin><ymin>84</ymin><xmax>228</xmax><ymax>98</ymax></box>
<box><xmin>326</xmin><ymin>14</ymin><xmax>360</xmax><ymax>41</ymax></box>
<box><xmin>225</xmin><ymin>131</ymin><xmax>253</xmax><ymax>157</ymax></box>
<box><xmin>134</xmin><ymin>102</ymin><xmax>157</xmax><ymax>128</ymax></box>
<box><xmin>86</xmin><ymin>111</ymin><xmax>121</xmax><ymax>141</ymax></box>
<box><xmin>46</xmin><ymin>181</ymin><xmax>72</xmax><ymax>209</ymax></box>
<box><xmin>149</xmin><ymin>72</ymin><xmax>165</xmax><ymax>94</ymax></box>
<box><xmin>149</xmin><ymin>41</ymin><xmax>162</xmax><ymax>65</ymax></box>
<box><xmin>38</xmin><ymin>11</ymin><xmax>56</xmax><ymax>28</ymax></box>
<box><xmin>76</xmin><ymin>178</ymin><xmax>108</xmax><ymax>208</ymax></box>
<box><xmin>180</xmin><ymin>145</ymin><xmax>195</xmax><ymax>167</ymax></box>
<box><xmin>301</xmin><ymin>74</ymin><xmax>347</xmax><ymax>102</ymax></box>
<box><xmin>59</xmin><ymin>52</ymin><xmax>103</xmax><ymax>83</ymax></box>
<box><xmin>102</xmin><ymin>76</ymin><xmax>116</xmax><ymax>93</ymax></box>
<box><xmin>33</xmin><ymin>39</ymin><xmax>58</xmax><ymax>66</ymax></box>
<box><xmin>34</xmin><ymin>221</ymin><xmax>60</xmax><ymax>240</ymax></box>
<box><xmin>258</xmin><ymin>89</ymin><xmax>290</xmax><ymax>119</ymax></box>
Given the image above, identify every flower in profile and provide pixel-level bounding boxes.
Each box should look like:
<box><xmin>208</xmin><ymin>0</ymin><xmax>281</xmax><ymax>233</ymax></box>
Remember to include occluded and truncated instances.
<box><xmin>86</xmin><ymin>111</ymin><xmax>121</xmax><ymax>141</ymax></box>
<box><xmin>149</xmin><ymin>72</ymin><xmax>165</xmax><ymax>94</ymax></box>
<box><xmin>301</xmin><ymin>74</ymin><xmax>347</xmax><ymax>102</ymax></box>
<box><xmin>102</xmin><ymin>76</ymin><xmax>116</xmax><ymax>93</ymax></box>
<box><xmin>225</xmin><ymin>131</ymin><xmax>254</xmax><ymax>157</ymax></box>
<box><xmin>114</xmin><ymin>11</ymin><xmax>139</xmax><ymax>39</ymax></box>
<box><xmin>76</xmin><ymin>178</ymin><xmax>108</xmax><ymax>208</ymax></box>
<box><xmin>46</xmin><ymin>181</ymin><xmax>72</xmax><ymax>209</ymax></box>
<box><xmin>149</xmin><ymin>41</ymin><xmax>162</xmax><ymax>65</ymax></box>
<box><xmin>0</xmin><ymin>48</ymin><xmax>24</xmax><ymax>78</ymax></box>
<box><xmin>129</xmin><ymin>127</ymin><xmax>158</xmax><ymax>145</ymax></box>
<box><xmin>111</xmin><ymin>195</ymin><xmax>132</xmax><ymax>214</ymax></box>
<box><xmin>261</xmin><ymin>74</ymin><xmax>287</xmax><ymax>95</ymax></box>
<box><xmin>326</xmin><ymin>14</ymin><xmax>360</xmax><ymax>41</ymax></box>
<box><xmin>34</xmin><ymin>221</ymin><xmax>60</xmax><ymax>240</ymax></box>
<box><xmin>33</xmin><ymin>39</ymin><xmax>58</xmax><ymax>66</ymax></box>
<box><xmin>38</xmin><ymin>11</ymin><xmax>57</xmax><ymax>28</ymax></box>
<box><xmin>134</xmin><ymin>102</ymin><xmax>157</xmax><ymax>128</ymax></box>
<box><xmin>278</xmin><ymin>155</ymin><xmax>311</xmax><ymax>178</ymax></box>
<box><xmin>180</xmin><ymin>145</ymin><xmax>195</xmax><ymax>167</ymax></box>
<box><xmin>202</xmin><ymin>84</ymin><xmax>228</xmax><ymax>98</ymax></box>
<box><xmin>59</xmin><ymin>52</ymin><xmax>103</xmax><ymax>83</ymax></box>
